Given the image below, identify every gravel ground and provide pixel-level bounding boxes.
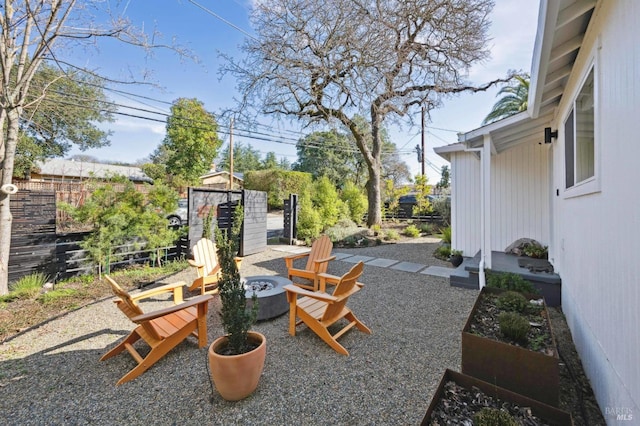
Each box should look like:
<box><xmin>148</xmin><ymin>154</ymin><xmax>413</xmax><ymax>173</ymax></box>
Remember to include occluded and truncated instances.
<box><xmin>0</xmin><ymin>238</ymin><xmax>594</xmax><ymax>425</ymax></box>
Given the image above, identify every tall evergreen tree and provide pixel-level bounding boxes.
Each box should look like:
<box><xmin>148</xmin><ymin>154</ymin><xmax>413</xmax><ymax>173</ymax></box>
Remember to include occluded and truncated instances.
<box><xmin>150</xmin><ymin>98</ymin><xmax>222</xmax><ymax>187</ymax></box>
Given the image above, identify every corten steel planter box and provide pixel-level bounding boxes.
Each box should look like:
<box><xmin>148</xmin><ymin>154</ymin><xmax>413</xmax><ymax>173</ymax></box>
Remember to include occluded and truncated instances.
<box><xmin>421</xmin><ymin>369</ymin><xmax>573</xmax><ymax>425</ymax></box>
<box><xmin>461</xmin><ymin>287</ymin><xmax>560</xmax><ymax>406</ymax></box>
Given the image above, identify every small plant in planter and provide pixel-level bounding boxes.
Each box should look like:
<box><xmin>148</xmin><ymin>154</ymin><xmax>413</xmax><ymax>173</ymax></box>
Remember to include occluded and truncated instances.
<box><xmin>208</xmin><ymin>205</ymin><xmax>265</xmax><ymax>401</ymax></box>
<box><xmin>498</xmin><ymin>311</ymin><xmax>530</xmax><ymax>344</ymax></box>
<box><xmin>473</xmin><ymin>407</ymin><xmax>517</xmax><ymax>426</ymax></box>
<box><xmin>214</xmin><ymin>205</ymin><xmax>259</xmax><ymax>354</ymax></box>
<box><xmin>449</xmin><ymin>249</ymin><xmax>463</xmax><ymax>267</ymax></box>
<box><xmin>486</xmin><ymin>270</ymin><xmax>539</xmax><ymax>295</ymax></box>
<box><xmin>522</xmin><ymin>243</ymin><xmax>548</xmax><ymax>259</ymax></box>
<box><xmin>496</xmin><ymin>290</ymin><xmax>530</xmax><ymax>313</ymax></box>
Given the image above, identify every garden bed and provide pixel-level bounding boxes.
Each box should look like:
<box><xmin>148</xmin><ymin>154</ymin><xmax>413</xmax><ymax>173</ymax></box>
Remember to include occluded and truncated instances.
<box><xmin>423</xmin><ymin>369</ymin><xmax>573</xmax><ymax>425</ymax></box>
<box><xmin>461</xmin><ymin>287</ymin><xmax>560</xmax><ymax>406</ymax></box>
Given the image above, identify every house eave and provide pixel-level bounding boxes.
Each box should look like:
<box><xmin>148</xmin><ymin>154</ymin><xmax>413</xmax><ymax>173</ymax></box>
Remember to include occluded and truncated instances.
<box><xmin>434</xmin><ymin>143</ymin><xmax>466</xmax><ymax>162</ymax></box>
<box><xmin>529</xmin><ymin>0</ymin><xmax>596</xmax><ymax>118</ymax></box>
<box><xmin>456</xmin><ymin>109</ymin><xmax>554</xmax><ymax>154</ymax></box>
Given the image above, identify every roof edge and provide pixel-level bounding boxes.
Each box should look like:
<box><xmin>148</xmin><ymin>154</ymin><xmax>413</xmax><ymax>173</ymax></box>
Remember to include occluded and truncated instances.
<box><xmin>433</xmin><ymin>142</ymin><xmax>466</xmax><ymax>162</ymax></box>
<box><xmin>529</xmin><ymin>0</ymin><xmax>561</xmax><ymax>119</ymax></box>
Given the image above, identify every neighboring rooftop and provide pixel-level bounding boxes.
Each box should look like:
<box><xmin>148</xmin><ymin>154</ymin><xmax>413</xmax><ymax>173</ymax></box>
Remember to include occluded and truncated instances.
<box><xmin>33</xmin><ymin>158</ymin><xmax>152</xmax><ymax>183</ymax></box>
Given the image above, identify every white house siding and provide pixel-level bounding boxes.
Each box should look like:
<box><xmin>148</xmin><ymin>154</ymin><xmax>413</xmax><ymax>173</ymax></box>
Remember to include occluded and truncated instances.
<box><xmin>490</xmin><ymin>141</ymin><xmax>550</xmax><ymax>251</ymax></box>
<box><xmin>551</xmin><ymin>1</ymin><xmax>639</xmax><ymax>421</ymax></box>
<box><xmin>450</xmin><ymin>152</ymin><xmax>481</xmax><ymax>256</ymax></box>
<box><xmin>449</xmin><ymin>143</ymin><xmax>549</xmax><ymax>257</ymax></box>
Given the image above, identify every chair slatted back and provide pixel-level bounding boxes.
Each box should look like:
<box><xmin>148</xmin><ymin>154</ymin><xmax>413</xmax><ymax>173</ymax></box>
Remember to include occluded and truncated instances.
<box><xmin>305</xmin><ymin>235</ymin><xmax>333</xmax><ymax>274</ymax></box>
<box><xmin>192</xmin><ymin>238</ymin><xmax>218</xmax><ymax>278</ymax></box>
<box><xmin>105</xmin><ymin>275</ymin><xmax>162</xmax><ymax>342</ymax></box>
<box><xmin>322</xmin><ymin>262</ymin><xmax>363</xmax><ymax>321</ymax></box>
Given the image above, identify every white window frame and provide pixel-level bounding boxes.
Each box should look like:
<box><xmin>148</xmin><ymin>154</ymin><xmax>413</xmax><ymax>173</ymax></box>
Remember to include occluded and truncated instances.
<box><xmin>563</xmin><ymin>60</ymin><xmax>600</xmax><ymax>199</ymax></box>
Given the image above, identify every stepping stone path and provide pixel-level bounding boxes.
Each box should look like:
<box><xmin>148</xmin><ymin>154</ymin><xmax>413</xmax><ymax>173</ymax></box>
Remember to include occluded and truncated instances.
<box><xmin>271</xmin><ymin>245</ymin><xmax>454</xmax><ymax>278</ymax></box>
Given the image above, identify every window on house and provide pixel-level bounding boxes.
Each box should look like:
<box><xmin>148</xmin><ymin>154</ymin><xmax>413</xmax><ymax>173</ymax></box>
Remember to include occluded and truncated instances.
<box><xmin>565</xmin><ymin>67</ymin><xmax>595</xmax><ymax>189</ymax></box>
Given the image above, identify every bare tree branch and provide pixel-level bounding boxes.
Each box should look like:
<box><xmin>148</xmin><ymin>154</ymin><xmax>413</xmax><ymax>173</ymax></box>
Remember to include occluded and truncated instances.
<box><xmin>224</xmin><ymin>0</ymin><xmax>503</xmax><ymax>226</ymax></box>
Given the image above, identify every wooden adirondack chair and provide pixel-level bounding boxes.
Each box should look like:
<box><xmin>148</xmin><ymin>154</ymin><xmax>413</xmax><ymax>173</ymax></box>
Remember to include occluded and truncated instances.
<box><xmin>188</xmin><ymin>238</ymin><xmax>242</xmax><ymax>295</ymax></box>
<box><xmin>101</xmin><ymin>275</ymin><xmax>213</xmax><ymax>385</ymax></box>
<box><xmin>284</xmin><ymin>261</ymin><xmax>371</xmax><ymax>355</ymax></box>
<box><xmin>284</xmin><ymin>234</ymin><xmax>336</xmax><ymax>291</ymax></box>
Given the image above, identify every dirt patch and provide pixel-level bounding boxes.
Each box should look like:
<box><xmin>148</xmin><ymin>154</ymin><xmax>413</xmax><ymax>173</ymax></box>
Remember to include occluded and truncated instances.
<box><xmin>0</xmin><ymin>269</ymin><xmax>176</xmax><ymax>343</ymax></box>
<box><xmin>549</xmin><ymin>307</ymin><xmax>606</xmax><ymax>425</ymax></box>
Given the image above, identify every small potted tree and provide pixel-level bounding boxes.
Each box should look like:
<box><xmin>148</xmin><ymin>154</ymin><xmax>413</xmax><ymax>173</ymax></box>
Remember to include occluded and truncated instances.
<box><xmin>208</xmin><ymin>205</ymin><xmax>265</xmax><ymax>401</ymax></box>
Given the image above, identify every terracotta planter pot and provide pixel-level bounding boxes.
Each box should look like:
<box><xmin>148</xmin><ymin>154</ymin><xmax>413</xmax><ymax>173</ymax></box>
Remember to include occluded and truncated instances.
<box><xmin>208</xmin><ymin>331</ymin><xmax>266</xmax><ymax>401</ymax></box>
<box><xmin>422</xmin><ymin>369</ymin><xmax>573</xmax><ymax>425</ymax></box>
<box><xmin>461</xmin><ymin>287</ymin><xmax>560</xmax><ymax>406</ymax></box>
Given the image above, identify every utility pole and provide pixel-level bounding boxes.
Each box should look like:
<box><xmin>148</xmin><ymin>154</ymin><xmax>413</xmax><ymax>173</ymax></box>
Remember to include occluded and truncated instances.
<box><xmin>421</xmin><ymin>106</ymin><xmax>426</xmax><ymax>176</ymax></box>
<box><xmin>229</xmin><ymin>117</ymin><xmax>234</xmax><ymax>190</ymax></box>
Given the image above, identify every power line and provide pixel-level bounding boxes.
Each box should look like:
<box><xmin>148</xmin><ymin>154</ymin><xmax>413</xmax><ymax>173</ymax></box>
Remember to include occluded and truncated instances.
<box><xmin>188</xmin><ymin>0</ymin><xmax>258</xmax><ymax>41</ymax></box>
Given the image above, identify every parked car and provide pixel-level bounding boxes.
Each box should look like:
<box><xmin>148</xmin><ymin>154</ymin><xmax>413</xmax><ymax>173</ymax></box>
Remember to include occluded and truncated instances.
<box><xmin>397</xmin><ymin>194</ymin><xmax>449</xmax><ymax>218</ymax></box>
<box><xmin>167</xmin><ymin>198</ymin><xmax>188</xmax><ymax>226</ymax></box>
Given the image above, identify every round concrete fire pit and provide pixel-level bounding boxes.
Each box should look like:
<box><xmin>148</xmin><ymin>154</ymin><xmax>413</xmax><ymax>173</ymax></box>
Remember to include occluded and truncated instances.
<box><xmin>243</xmin><ymin>275</ymin><xmax>291</xmax><ymax>320</ymax></box>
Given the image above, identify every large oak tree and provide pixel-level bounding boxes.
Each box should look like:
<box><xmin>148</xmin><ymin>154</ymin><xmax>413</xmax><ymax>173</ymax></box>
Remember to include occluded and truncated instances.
<box><xmin>225</xmin><ymin>0</ymin><xmax>510</xmax><ymax>226</ymax></box>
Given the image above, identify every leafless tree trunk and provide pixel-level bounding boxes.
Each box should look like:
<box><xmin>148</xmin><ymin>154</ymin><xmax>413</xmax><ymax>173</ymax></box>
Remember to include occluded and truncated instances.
<box><xmin>225</xmin><ymin>0</ymin><xmax>513</xmax><ymax>227</ymax></box>
<box><xmin>0</xmin><ymin>0</ymin><xmax>190</xmax><ymax>294</ymax></box>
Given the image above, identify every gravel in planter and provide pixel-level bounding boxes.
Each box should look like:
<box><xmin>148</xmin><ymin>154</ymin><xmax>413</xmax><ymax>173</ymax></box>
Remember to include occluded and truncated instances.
<box><xmin>468</xmin><ymin>291</ymin><xmax>555</xmax><ymax>355</ymax></box>
<box><xmin>427</xmin><ymin>379</ymin><xmax>557</xmax><ymax>425</ymax></box>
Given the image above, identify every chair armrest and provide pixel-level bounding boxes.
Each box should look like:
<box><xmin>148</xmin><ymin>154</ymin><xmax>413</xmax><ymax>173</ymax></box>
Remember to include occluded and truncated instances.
<box><xmin>132</xmin><ymin>295</ymin><xmax>213</xmax><ymax>323</ymax></box>
<box><xmin>284</xmin><ymin>252</ymin><xmax>310</xmax><ymax>268</ymax></box>
<box><xmin>317</xmin><ymin>272</ymin><xmax>341</xmax><ymax>283</ymax></box>
<box><xmin>317</xmin><ymin>272</ymin><xmax>342</xmax><ymax>292</ymax></box>
<box><xmin>284</xmin><ymin>252</ymin><xmax>311</xmax><ymax>261</ymax></box>
<box><xmin>332</xmin><ymin>283</ymin><xmax>364</xmax><ymax>301</ymax></box>
<box><xmin>131</xmin><ymin>281</ymin><xmax>186</xmax><ymax>304</ymax></box>
<box><xmin>313</xmin><ymin>255</ymin><xmax>336</xmax><ymax>266</ymax></box>
<box><xmin>187</xmin><ymin>259</ymin><xmax>204</xmax><ymax>269</ymax></box>
<box><xmin>283</xmin><ymin>284</ymin><xmax>337</xmax><ymax>302</ymax></box>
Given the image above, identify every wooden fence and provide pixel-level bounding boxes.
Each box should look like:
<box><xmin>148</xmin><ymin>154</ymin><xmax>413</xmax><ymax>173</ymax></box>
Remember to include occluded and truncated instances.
<box><xmin>187</xmin><ymin>188</ymin><xmax>267</xmax><ymax>257</ymax></box>
<box><xmin>8</xmin><ymin>190</ymin><xmax>186</xmax><ymax>286</ymax></box>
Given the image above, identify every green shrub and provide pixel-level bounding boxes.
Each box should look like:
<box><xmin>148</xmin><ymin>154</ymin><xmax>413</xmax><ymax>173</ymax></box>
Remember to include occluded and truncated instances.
<box><xmin>434</xmin><ymin>245</ymin><xmax>451</xmax><ymax>260</ymax></box>
<box><xmin>486</xmin><ymin>271</ymin><xmax>538</xmax><ymax>295</ymax></box>
<box><xmin>402</xmin><ymin>224</ymin><xmax>420</xmax><ymax>238</ymax></box>
<box><xmin>496</xmin><ymin>291</ymin><xmax>529</xmax><ymax>313</ymax></box>
<box><xmin>523</xmin><ymin>244</ymin><xmax>548</xmax><ymax>259</ymax></box>
<box><xmin>296</xmin><ymin>195</ymin><xmax>322</xmax><ymax>240</ymax></box>
<box><xmin>371</xmin><ymin>224</ymin><xmax>382</xmax><ymax>236</ymax></box>
<box><xmin>340</xmin><ymin>181</ymin><xmax>368</xmax><ymax>224</ymax></box>
<box><xmin>384</xmin><ymin>229</ymin><xmax>400</xmax><ymax>241</ymax></box>
<box><xmin>313</xmin><ymin>176</ymin><xmax>342</xmax><ymax>229</ymax></box>
<box><xmin>1</xmin><ymin>272</ymin><xmax>49</xmax><ymax>302</ymax></box>
<box><xmin>432</xmin><ymin>197</ymin><xmax>451</xmax><ymax>224</ymax></box>
<box><xmin>440</xmin><ymin>226</ymin><xmax>452</xmax><ymax>244</ymax></box>
<box><xmin>325</xmin><ymin>219</ymin><xmax>363</xmax><ymax>242</ymax></box>
<box><xmin>39</xmin><ymin>288</ymin><xmax>78</xmax><ymax>304</ymax></box>
<box><xmin>473</xmin><ymin>407</ymin><xmax>517</xmax><ymax>426</ymax></box>
<box><xmin>499</xmin><ymin>311</ymin><xmax>530</xmax><ymax>344</ymax></box>
<box><xmin>412</xmin><ymin>174</ymin><xmax>432</xmax><ymax>216</ymax></box>
<box><xmin>418</xmin><ymin>223</ymin><xmax>433</xmax><ymax>234</ymax></box>
<box><xmin>245</xmin><ymin>169</ymin><xmax>312</xmax><ymax>209</ymax></box>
